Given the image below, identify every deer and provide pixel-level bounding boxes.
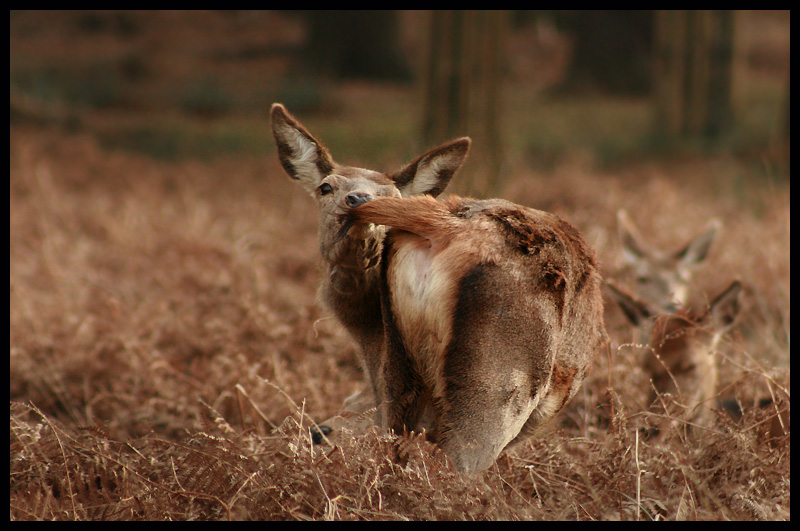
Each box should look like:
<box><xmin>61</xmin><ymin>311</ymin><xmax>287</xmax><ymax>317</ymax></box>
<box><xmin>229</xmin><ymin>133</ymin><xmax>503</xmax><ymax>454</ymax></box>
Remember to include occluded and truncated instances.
<box><xmin>607</xmin><ymin>279</ymin><xmax>742</xmax><ymax>437</ymax></box>
<box><xmin>616</xmin><ymin>209</ymin><xmax>720</xmax><ymax>312</ymax></box>
<box><xmin>271</xmin><ymin>103</ymin><xmax>607</xmax><ymax>475</ymax></box>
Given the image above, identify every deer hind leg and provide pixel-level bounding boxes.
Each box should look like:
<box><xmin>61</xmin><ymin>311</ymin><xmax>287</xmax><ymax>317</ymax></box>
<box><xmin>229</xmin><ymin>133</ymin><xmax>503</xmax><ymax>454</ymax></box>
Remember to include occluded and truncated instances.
<box><xmin>506</xmin><ymin>364</ymin><xmax>581</xmax><ymax>449</ymax></box>
<box><xmin>431</xmin><ymin>263</ymin><xmax>554</xmax><ymax>475</ymax></box>
<box><xmin>433</xmin><ymin>378</ymin><xmax>537</xmax><ymax>475</ymax></box>
<box><xmin>311</xmin><ymin>387</ymin><xmax>376</xmax><ymax>445</ymax></box>
<box><xmin>381</xmin><ymin>324</ymin><xmax>429</xmax><ymax>436</ymax></box>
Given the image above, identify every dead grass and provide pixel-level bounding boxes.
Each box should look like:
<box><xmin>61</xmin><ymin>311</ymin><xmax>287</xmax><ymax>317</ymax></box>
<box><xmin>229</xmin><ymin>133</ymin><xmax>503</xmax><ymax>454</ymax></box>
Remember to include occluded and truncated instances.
<box><xmin>10</xmin><ymin>120</ymin><xmax>789</xmax><ymax>520</ymax></box>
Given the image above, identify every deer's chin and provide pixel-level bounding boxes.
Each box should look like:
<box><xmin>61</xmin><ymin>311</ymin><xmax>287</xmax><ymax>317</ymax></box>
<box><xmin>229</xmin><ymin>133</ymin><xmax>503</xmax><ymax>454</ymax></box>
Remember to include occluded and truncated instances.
<box><xmin>331</xmin><ymin>215</ymin><xmax>381</xmax><ymax>244</ymax></box>
<box><xmin>323</xmin><ymin>222</ymin><xmax>384</xmax><ymax>265</ymax></box>
<box><xmin>348</xmin><ymin>221</ymin><xmax>382</xmax><ymax>240</ymax></box>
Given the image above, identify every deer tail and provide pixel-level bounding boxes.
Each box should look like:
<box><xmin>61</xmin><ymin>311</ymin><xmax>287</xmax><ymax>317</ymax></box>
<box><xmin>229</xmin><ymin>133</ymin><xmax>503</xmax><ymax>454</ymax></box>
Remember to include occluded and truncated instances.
<box><xmin>346</xmin><ymin>195</ymin><xmax>459</xmax><ymax>245</ymax></box>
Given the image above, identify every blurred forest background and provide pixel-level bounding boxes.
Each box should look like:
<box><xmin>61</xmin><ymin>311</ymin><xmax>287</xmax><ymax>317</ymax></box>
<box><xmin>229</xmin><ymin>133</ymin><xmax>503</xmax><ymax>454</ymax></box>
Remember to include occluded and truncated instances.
<box><xmin>10</xmin><ymin>10</ymin><xmax>789</xmax><ymax>186</ymax></box>
<box><xmin>10</xmin><ymin>11</ymin><xmax>790</xmax><ymax>521</ymax></box>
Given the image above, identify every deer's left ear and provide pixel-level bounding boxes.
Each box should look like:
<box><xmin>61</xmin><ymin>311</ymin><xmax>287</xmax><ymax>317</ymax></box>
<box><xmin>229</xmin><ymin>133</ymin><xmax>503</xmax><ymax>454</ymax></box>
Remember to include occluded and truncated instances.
<box><xmin>391</xmin><ymin>137</ymin><xmax>471</xmax><ymax>198</ymax></box>
<box><xmin>708</xmin><ymin>279</ymin><xmax>742</xmax><ymax>331</ymax></box>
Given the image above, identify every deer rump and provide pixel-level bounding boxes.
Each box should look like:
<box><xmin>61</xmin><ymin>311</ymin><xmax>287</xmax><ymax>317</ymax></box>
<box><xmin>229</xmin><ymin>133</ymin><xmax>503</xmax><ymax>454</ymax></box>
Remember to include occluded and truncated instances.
<box><xmin>347</xmin><ymin>194</ymin><xmax>604</xmax><ymax>474</ymax></box>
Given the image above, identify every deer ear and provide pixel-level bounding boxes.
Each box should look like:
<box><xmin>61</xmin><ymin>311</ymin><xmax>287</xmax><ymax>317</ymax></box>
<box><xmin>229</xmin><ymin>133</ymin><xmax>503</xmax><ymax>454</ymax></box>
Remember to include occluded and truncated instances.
<box><xmin>707</xmin><ymin>279</ymin><xmax>742</xmax><ymax>331</ymax></box>
<box><xmin>271</xmin><ymin>103</ymin><xmax>336</xmax><ymax>194</ymax></box>
<box><xmin>675</xmin><ymin>219</ymin><xmax>721</xmax><ymax>267</ymax></box>
<box><xmin>392</xmin><ymin>137</ymin><xmax>470</xmax><ymax>197</ymax></box>
<box><xmin>617</xmin><ymin>209</ymin><xmax>649</xmax><ymax>263</ymax></box>
<box><xmin>606</xmin><ymin>280</ymin><xmax>655</xmax><ymax>327</ymax></box>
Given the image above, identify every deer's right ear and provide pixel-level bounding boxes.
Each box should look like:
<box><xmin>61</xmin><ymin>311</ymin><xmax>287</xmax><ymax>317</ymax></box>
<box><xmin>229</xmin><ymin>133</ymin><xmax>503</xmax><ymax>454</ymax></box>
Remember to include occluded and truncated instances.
<box><xmin>606</xmin><ymin>280</ymin><xmax>654</xmax><ymax>327</ymax></box>
<box><xmin>392</xmin><ymin>137</ymin><xmax>470</xmax><ymax>198</ymax></box>
<box><xmin>271</xmin><ymin>103</ymin><xmax>336</xmax><ymax>194</ymax></box>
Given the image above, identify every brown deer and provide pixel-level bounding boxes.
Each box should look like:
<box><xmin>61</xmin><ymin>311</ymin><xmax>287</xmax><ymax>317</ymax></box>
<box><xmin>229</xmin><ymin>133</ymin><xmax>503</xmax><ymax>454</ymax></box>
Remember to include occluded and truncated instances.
<box><xmin>271</xmin><ymin>103</ymin><xmax>607</xmax><ymax>474</ymax></box>
<box><xmin>607</xmin><ymin>279</ymin><xmax>741</xmax><ymax>436</ymax></box>
<box><xmin>616</xmin><ymin>209</ymin><xmax>720</xmax><ymax>311</ymax></box>
<box><xmin>271</xmin><ymin>103</ymin><xmax>468</xmax><ymax>436</ymax></box>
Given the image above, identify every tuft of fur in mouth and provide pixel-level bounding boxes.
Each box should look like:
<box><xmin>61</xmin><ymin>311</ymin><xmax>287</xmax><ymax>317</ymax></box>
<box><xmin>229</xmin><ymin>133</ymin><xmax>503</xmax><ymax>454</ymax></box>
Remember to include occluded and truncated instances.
<box><xmin>335</xmin><ymin>206</ymin><xmax>375</xmax><ymax>243</ymax></box>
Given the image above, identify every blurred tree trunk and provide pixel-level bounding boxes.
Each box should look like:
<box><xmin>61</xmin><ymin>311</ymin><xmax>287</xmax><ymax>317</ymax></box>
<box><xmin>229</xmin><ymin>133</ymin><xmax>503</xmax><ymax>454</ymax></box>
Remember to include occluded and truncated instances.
<box><xmin>421</xmin><ymin>10</ymin><xmax>508</xmax><ymax>195</ymax></box>
<box><xmin>781</xmin><ymin>75</ymin><xmax>789</xmax><ymax>175</ymax></box>
<box><xmin>784</xmin><ymin>77</ymin><xmax>790</xmax><ymax>141</ymax></box>
<box><xmin>653</xmin><ymin>10</ymin><xmax>735</xmax><ymax>142</ymax></box>
<box><xmin>558</xmin><ymin>10</ymin><xmax>654</xmax><ymax>95</ymax></box>
<box><xmin>303</xmin><ymin>11</ymin><xmax>411</xmax><ymax>81</ymax></box>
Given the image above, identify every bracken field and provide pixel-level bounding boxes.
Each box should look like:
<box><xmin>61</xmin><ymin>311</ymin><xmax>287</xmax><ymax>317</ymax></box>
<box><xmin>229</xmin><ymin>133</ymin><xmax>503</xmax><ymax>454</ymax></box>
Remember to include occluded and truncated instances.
<box><xmin>10</xmin><ymin>11</ymin><xmax>789</xmax><ymax>520</ymax></box>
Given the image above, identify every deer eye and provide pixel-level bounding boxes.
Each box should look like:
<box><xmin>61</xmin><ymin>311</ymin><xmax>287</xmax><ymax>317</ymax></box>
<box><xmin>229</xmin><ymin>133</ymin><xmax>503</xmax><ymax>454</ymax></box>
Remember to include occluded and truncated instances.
<box><xmin>318</xmin><ymin>183</ymin><xmax>333</xmax><ymax>196</ymax></box>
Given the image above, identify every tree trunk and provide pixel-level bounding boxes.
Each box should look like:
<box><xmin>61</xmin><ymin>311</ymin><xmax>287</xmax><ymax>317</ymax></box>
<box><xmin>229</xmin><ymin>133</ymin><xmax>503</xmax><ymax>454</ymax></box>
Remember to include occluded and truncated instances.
<box><xmin>653</xmin><ymin>10</ymin><xmax>735</xmax><ymax>143</ymax></box>
<box><xmin>421</xmin><ymin>10</ymin><xmax>507</xmax><ymax>194</ymax></box>
<box><xmin>303</xmin><ymin>11</ymin><xmax>411</xmax><ymax>81</ymax></box>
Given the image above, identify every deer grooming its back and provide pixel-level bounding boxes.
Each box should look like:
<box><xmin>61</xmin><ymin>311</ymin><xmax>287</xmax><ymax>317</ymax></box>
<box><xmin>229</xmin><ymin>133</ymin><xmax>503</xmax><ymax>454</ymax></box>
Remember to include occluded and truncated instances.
<box><xmin>271</xmin><ymin>103</ymin><xmax>607</xmax><ymax>475</ymax></box>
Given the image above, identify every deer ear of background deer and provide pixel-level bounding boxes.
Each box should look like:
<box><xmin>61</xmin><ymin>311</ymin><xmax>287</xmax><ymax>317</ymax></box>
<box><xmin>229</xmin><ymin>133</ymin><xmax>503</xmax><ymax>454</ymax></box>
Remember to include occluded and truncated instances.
<box><xmin>616</xmin><ymin>209</ymin><xmax>722</xmax><ymax>310</ymax></box>
<box><xmin>616</xmin><ymin>209</ymin><xmax>649</xmax><ymax>263</ymax></box>
<box><xmin>391</xmin><ymin>137</ymin><xmax>471</xmax><ymax>197</ymax></box>
<box><xmin>618</xmin><ymin>208</ymin><xmax>721</xmax><ymax>269</ymax></box>
<box><xmin>675</xmin><ymin>218</ymin><xmax>722</xmax><ymax>268</ymax></box>
<box><xmin>606</xmin><ymin>280</ymin><xmax>655</xmax><ymax>327</ymax></box>
<box><xmin>707</xmin><ymin>279</ymin><xmax>742</xmax><ymax>332</ymax></box>
<box><xmin>270</xmin><ymin>103</ymin><xmax>336</xmax><ymax>194</ymax></box>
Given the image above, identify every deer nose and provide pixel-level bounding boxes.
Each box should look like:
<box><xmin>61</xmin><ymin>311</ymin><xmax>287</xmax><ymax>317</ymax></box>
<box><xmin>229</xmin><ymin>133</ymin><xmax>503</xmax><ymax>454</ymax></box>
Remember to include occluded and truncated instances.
<box><xmin>345</xmin><ymin>192</ymin><xmax>373</xmax><ymax>208</ymax></box>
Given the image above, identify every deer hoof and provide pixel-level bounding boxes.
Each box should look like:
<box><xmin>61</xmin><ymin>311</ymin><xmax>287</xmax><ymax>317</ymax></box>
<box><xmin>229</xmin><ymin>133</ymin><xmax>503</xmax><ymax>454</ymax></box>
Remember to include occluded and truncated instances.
<box><xmin>311</xmin><ymin>425</ymin><xmax>333</xmax><ymax>445</ymax></box>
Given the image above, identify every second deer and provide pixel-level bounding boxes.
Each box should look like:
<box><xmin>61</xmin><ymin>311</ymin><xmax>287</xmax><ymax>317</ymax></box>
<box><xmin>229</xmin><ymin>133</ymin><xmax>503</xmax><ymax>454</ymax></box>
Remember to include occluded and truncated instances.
<box><xmin>272</xmin><ymin>103</ymin><xmax>608</xmax><ymax>475</ymax></box>
<box><xmin>608</xmin><ymin>279</ymin><xmax>742</xmax><ymax>437</ymax></box>
<box><xmin>616</xmin><ymin>209</ymin><xmax>720</xmax><ymax>311</ymax></box>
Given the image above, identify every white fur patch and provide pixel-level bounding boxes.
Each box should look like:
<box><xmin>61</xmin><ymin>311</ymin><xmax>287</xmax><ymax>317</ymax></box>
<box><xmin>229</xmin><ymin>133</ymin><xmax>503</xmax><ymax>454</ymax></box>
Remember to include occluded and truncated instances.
<box><xmin>389</xmin><ymin>238</ymin><xmax>454</xmax><ymax>400</ymax></box>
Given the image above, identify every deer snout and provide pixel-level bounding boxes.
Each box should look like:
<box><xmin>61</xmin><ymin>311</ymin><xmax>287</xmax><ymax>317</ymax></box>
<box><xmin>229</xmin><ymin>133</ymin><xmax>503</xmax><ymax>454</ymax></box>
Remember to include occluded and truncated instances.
<box><xmin>335</xmin><ymin>192</ymin><xmax>375</xmax><ymax>242</ymax></box>
<box><xmin>345</xmin><ymin>192</ymin><xmax>373</xmax><ymax>208</ymax></box>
